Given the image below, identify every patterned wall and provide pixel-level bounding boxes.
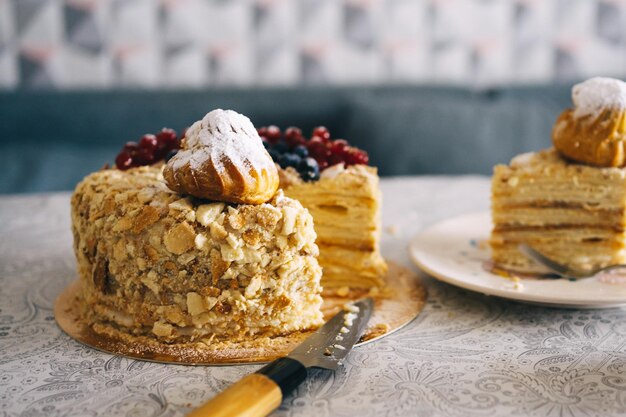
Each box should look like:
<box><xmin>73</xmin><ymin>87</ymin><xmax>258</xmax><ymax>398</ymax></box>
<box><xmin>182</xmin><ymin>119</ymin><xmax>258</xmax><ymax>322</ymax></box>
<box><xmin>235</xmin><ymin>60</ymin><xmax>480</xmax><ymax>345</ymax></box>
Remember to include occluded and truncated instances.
<box><xmin>1</xmin><ymin>0</ymin><xmax>625</xmax><ymax>89</ymax></box>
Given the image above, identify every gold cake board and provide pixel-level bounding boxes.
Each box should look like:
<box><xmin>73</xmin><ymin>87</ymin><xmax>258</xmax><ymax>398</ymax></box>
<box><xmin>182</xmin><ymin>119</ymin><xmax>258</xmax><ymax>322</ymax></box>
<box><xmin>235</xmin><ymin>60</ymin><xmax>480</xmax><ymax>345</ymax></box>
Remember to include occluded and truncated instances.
<box><xmin>55</xmin><ymin>261</ymin><xmax>426</xmax><ymax>365</ymax></box>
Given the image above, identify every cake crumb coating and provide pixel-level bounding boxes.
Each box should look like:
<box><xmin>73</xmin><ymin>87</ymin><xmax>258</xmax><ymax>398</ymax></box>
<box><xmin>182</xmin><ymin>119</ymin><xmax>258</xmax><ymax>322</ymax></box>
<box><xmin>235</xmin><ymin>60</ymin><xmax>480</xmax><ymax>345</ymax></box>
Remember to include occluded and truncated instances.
<box><xmin>71</xmin><ymin>165</ymin><xmax>323</xmax><ymax>344</ymax></box>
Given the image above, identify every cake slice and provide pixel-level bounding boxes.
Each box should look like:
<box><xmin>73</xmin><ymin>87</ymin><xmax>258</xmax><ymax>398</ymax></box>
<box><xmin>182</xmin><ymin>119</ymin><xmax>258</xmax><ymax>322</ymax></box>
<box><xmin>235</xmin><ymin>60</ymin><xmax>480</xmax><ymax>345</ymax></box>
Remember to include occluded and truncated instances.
<box><xmin>490</xmin><ymin>148</ymin><xmax>626</xmax><ymax>273</ymax></box>
<box><xmin>491</xmin><ymin>77</ymin><xmax>626</xmax><ymax>274</ymax></box>
<box><xmin>258</xmin><ymin>125</ymin><xmax>388</xmax><ymax>289</ymax></box>
<box><xmin>280</xmin><ymin>164</ymin><xmax>387</xmax><ymax>288</ymax></box>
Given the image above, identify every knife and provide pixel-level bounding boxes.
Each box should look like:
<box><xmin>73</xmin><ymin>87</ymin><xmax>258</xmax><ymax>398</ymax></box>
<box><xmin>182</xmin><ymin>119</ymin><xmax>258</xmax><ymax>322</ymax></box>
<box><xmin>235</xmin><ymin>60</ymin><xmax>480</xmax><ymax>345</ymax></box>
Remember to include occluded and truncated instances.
<box><xmin>187</xmin><ymin>297</ymin><xmax>374</xmax><ymax>417</ymax></box>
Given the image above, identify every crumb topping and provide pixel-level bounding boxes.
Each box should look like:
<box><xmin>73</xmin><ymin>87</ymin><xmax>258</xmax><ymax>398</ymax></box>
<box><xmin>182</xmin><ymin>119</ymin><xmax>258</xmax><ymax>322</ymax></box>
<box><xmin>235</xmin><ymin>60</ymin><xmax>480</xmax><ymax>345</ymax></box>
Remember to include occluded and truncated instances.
<box><xmin>71</xmin><ymin>165</ymin><xmax>323</xmax><ymax>344</ymax></box>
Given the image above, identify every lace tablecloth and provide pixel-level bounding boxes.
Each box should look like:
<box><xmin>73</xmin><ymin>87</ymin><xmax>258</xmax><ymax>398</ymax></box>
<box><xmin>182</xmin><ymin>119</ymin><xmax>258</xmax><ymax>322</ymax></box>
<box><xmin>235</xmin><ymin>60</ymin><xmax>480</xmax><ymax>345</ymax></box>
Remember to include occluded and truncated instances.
<box><xmin>2</xmin><ymin>176</ymin><xmax>626</xmax><ymax>417</ymax></box>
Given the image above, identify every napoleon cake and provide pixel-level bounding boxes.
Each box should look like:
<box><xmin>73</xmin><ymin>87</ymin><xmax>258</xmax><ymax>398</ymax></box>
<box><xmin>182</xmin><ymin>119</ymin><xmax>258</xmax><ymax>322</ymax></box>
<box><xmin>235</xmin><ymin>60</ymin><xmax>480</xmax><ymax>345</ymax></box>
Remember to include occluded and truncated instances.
<box><xmin>256</xmin><ymin>125</ymin><xmax>387</xmax><ymax>290</ymax></box>
<box><xmin>491</xmin><ymin>77</ymin><xmax>626</xmax><ymax>274</ymax></box>
<box><xmin>71</xmin><ymin>109</ymin><xmax>323</xmax><ymax>344</ymax></box>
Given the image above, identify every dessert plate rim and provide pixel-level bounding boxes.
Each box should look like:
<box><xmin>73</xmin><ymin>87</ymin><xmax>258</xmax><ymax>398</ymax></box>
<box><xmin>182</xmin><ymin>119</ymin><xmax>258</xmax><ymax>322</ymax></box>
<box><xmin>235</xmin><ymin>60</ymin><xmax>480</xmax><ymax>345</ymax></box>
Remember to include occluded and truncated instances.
<box><xmin>409</xmin><ymin>211</ymin><xmax>626</xmax><ymax>309</ymax></box>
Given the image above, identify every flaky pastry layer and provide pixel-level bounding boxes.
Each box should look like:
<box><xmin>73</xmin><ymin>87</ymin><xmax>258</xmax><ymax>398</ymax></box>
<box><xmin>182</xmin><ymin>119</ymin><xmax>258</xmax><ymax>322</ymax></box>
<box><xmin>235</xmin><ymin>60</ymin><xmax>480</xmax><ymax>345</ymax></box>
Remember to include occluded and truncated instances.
<box><xmin>280</xmin><ymin>165</ymin><xmax>387</xmax><ymax>288</ymax></box>
<box><xmin>491</xmin><ymin>148</ymin><xmax>626</xmax><ymax>272</ymax></box>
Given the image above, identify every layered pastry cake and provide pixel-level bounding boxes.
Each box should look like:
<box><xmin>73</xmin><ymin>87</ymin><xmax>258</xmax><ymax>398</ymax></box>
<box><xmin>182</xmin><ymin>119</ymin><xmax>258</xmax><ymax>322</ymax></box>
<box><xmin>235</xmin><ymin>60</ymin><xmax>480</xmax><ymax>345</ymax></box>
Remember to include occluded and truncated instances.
<box><xmin>491</xmin><ymin>77</ymin><xmax>626</xmax><ymax>273</ymax></box>
<box><xmin>279</xmin><ymin>164</ymin><xmax>386</xmax><ymax>289</ymax></box>
<box><xmin>256</xmin><ymin>125</ymin><xmax>387</xmax><ymax>289</ymax></box>
<box><xmin>72</xmin><ymin>109</ymin><xmax>323</xmax><ymax>344</ymax></box>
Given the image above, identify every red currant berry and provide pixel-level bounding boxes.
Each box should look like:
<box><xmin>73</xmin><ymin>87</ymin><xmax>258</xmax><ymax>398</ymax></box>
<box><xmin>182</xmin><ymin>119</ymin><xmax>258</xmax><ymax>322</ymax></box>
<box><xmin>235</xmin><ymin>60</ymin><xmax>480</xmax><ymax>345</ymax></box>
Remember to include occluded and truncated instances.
<box><xmin>115</xmin><ymin>150</ymin><xmax>134</xmax><ymax>170</ymax></box>
<box><xmin>136</xmin><ymin>147</ymin><xmax>155</xmax><ymax>165</ymax></box>
<box><xmin>139</xmin><ymin>134</ymin><xmax>158</xmax><ymax>152</ymax></box>
<box><xmin>265</xmin><ymin>125</ymin><xmax>282</xmax><ymax>144</ymax></box>
<box><xmin>330</xmin><ymin>139</ymin><xmax>349</xmax><ymax>155</ymax></box>
<box><xmin>257</xmin><ymin>127</ymin><xmax>268</xmax><ymax>137</ymax></box>
<box><xmin>284</xmin><ymin>127</ymin><xmax>305</xmax><ymax>148</ymax></box>
<box><xmin>156</xmin><ymin>128</ymin><xmax>179</xmax><ymax>150</ymax></box>
<box><xmin>355</xmin><ymin>150</ymin><xmax>369</xmax><ymax>165</ymax></box>
<box><xmin>285</xmin><ymin>127</ymin><xmax>302</xmax><ymax>140</ymax></box>
<box><xmin>317</xmin><ymin>159</ymin><xmax>329</xmax><ymax>170</ymax></box>
<box><xmin>286</xmin><ymin>136</ymin><xmax>306</xmax><ymax>148</ymax></box>
<box><xmin>155</xmin><ymin>128</ymin><xmax>179</xmax><ymax>159</ymax></box>
<box><xmin>307</xmin><ymin>136</ymin><xmax>324</xmax><ymax>148</ymax></box>
<box><xmin>328</xmin><ymin>153</ymin><xmax>345</xmax><ymax>166</ymax></box>
<box><xmin>344</xmin><ymin>147</ymin><xmax>369</xmax><ymax>165</ymax></box>
<box><xmin>312</xmin><ymin>126</ymin><xmax>331</xmax><ymax>142</ymax></box>
<box><xmin>123</xmin><ymin>141</ymin><xmax>139</xmax><ymax>152</ymax></box>
<box><xmin>307</xmin><ymin>137</ymin><xmax>331</xmax><ymax>159</ymax></box>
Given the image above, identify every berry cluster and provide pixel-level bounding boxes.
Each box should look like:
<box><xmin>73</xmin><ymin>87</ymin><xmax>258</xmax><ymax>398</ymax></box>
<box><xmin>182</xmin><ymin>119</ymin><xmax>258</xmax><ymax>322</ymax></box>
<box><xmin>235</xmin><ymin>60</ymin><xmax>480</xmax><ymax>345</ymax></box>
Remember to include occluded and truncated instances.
<box><xmin>115</xmin><ymin>128</ymin><xmax>181</xmax><ymax>170</ymax></box>
<box><xmin>257</xmin><ymin>125</ymin><xmax>369</xmax><ymax>181</ymax></box>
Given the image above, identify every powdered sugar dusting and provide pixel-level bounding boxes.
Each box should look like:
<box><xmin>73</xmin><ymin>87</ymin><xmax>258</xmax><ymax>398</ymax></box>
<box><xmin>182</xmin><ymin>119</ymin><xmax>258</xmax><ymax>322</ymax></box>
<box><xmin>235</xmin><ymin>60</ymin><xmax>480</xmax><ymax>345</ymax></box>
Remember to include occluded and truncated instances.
<box><xmin>572</xmin><ymin>77</ymin><xmax>626</xmax><ymax>117</ymax></box>
<box><xmin>170</xmin><ymin>109</ymin><xmax>274</xmax><ymax>179</ymax></box>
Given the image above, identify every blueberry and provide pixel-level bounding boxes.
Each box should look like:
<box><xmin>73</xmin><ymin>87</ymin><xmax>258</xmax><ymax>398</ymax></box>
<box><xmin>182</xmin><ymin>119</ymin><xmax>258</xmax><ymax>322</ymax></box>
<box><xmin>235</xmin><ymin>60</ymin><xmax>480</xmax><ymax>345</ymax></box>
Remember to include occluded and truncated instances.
<box><xmin>268</xmin><ymin>148</ymin><xmax>281</xmax><ymax>162</ymax></box>
<box><xmin>279</xmin><ymin>153</ymin><xmax>302</xmax><ymax>169</ymax></box>
<box><xmin>262</xmin><ymin>140</ymin><xmax>271</xmax><ymax>150</ymax></box>
<box><xmin>300</xmin><ymin>169</ymin><xmax>320</xmax><ymax>182</ymax></box>
<box><xmin>298</xmin><ymin>157</ymin><xmax>320</xmax><ymax>182</ymax></box>
<box><xmin>298</xmin><ymin>157</ymin><xmax>318</xmax><ymax>171</ymax></box>
<box><xmin>165</xmin><ymin>149</ymin><xmax>178</xmax><ymax>162</ymax></box>
<box><xmin>293</xmin><ymin>145</ymin><xmax>308</xmax><ymax>158</ymax></box>
<box><xmin>273</xmin><ymin>142</ymin><xmax>289</xmax><ymax>154</ymax></box>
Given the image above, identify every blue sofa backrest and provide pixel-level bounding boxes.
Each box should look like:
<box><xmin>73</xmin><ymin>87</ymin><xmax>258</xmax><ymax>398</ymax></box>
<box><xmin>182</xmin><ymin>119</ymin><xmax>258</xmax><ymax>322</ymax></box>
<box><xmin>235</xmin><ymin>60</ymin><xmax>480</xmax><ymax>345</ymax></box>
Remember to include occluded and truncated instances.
<box><xmin>0</xmin><ymin>85</ymin><xmax>573</xmax><ymax>194</ymax></box>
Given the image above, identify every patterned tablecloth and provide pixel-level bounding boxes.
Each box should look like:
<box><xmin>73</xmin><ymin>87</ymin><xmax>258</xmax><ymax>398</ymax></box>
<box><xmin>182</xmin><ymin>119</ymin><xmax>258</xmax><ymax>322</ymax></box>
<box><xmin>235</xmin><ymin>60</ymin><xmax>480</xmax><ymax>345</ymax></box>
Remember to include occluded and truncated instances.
<box><xmin>3</xmin><ymin>176</ymin><xmax>626</xmax><ymax>417</ymax></box>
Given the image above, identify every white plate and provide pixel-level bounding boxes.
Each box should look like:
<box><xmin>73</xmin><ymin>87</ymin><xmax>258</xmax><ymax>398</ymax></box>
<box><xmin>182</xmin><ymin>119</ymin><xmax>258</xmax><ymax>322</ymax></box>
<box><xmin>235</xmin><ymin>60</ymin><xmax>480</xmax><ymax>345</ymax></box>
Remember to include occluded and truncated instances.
<box><xmin>409</xmin><ymin>212</ymin><xmax>626</xmax><ymax>308</ymax></box>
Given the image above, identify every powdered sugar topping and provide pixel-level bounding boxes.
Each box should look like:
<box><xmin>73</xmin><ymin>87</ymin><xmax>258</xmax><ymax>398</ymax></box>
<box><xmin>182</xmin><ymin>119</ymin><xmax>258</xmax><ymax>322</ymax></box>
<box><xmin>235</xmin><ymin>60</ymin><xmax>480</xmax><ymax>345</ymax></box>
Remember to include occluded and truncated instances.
<box><xmin>170</xmin><ymin>109</ymin><xmax>274</xmax><ymax>177</ymax></box>
<box><xmin>572</xmin><ymin>77</ymin><xmax>626</xmax><ymax>117</ymax></box>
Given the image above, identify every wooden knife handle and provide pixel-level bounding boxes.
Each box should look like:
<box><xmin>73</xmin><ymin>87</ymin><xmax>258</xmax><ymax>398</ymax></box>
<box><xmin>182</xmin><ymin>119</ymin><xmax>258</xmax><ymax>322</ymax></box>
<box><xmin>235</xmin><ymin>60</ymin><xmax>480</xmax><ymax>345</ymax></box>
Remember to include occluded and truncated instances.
<box><xmin>186</xmin><ymin>373</ymin><xmax>281</xmax><ymax>417</ymax></box>
<box><xmin>187</xmin><ymin>358</ymin><xmax>307</xmax><ymax>417</ymax></box>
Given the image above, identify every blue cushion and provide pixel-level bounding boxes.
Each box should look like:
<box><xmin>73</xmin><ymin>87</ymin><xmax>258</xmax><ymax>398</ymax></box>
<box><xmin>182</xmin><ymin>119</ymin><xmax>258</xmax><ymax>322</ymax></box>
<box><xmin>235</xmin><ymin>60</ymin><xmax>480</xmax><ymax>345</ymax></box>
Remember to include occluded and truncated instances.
<box><xmin>0</xmin><ymin>85</ymin><xmax>574</xmax><ymax>193</ymax></box>
<box><xmin>343</xmin><ymin>86</ymin><xmax>570</xmax><ymax>175</ymax></box>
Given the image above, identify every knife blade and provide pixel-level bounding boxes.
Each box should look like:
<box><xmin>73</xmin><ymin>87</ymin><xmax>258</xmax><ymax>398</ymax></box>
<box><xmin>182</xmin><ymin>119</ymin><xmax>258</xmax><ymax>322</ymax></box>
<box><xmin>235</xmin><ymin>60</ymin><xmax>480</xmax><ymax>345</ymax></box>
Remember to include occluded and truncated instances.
<box><xmin>287</xmin><ymin>296</ymin><xmax>373</xmax><ymax>370</ymax></box>
<box><xmin>187</xmin><ymin>297</ymin><xmax>374</xmax><ymax>417</ymax></box>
